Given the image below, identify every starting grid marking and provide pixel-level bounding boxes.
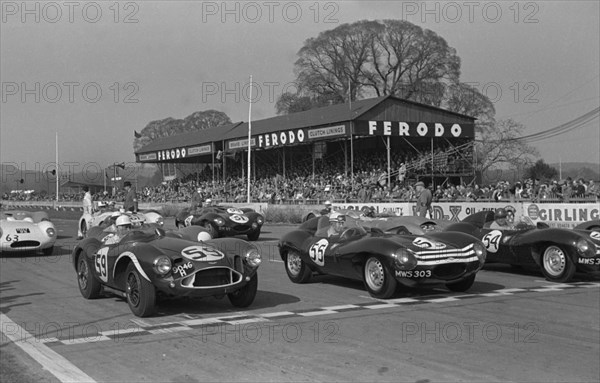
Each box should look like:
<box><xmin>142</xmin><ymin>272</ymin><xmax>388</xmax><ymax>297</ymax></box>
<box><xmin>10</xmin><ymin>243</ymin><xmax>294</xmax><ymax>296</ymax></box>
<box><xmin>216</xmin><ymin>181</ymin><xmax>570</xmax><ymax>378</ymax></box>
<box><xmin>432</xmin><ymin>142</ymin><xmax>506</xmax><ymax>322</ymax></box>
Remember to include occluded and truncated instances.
<box><xmin>37</xmin><ymin>281</ymin><xmax>599</xmax><ymax>347</ymax></box>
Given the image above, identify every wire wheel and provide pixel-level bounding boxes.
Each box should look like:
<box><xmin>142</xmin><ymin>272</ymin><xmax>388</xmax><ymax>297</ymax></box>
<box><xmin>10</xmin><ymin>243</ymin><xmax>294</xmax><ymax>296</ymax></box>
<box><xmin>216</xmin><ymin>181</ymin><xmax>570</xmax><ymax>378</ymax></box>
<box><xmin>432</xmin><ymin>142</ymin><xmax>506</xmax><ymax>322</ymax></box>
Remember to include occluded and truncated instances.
<box><xmin>541</xmin><ymin>245</ymin><xmax>575</xmax><ymax>282</ymax></box>
<box><xmin>364</xmin><ymin>257</ymin><xmax>385</xmax><ymax>292</ymax></box>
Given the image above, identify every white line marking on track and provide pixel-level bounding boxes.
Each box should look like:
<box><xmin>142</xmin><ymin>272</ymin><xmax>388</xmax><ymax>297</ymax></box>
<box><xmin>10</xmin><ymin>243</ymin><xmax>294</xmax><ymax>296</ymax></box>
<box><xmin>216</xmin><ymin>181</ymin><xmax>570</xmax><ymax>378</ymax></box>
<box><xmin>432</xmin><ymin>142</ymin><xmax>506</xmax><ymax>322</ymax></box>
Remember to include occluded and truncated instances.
<box><xmin>297</xmin><ymin>310</ymin><xmax>339</xmax><ymax>317</ymax></box>
<box><xmin>0</xmin><ymin>313</ymin><xmax>96</xmax><ymax>383</ymax></box>
<box><xmin>258</xmin><ymin>311</ymin><xmax>296</xmax><ymax>318</ymax></box>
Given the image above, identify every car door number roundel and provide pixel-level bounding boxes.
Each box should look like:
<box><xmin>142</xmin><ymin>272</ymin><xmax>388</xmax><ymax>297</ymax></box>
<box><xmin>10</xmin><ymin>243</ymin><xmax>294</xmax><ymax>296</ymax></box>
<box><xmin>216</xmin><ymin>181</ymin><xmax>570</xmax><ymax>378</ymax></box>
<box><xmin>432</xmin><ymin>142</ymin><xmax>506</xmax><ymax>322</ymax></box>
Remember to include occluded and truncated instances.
<box><xmin>482</xmin><ymin>230</ymin><xmax>503</xmax><ymax>253</ymax></box>
<box><xmin>591</xmin><ymin>231</ymin><xmax>600</xmax><ymax>240</ymax></box>
<box><xmin>309</xmin><ymin>239</ymin><xmax>328</xmax><ymax>266</ymax></box>
<box><xmin>94</xmin><ymin>247</ymin><xmax>109</xmax><ymax>282</ymax></box>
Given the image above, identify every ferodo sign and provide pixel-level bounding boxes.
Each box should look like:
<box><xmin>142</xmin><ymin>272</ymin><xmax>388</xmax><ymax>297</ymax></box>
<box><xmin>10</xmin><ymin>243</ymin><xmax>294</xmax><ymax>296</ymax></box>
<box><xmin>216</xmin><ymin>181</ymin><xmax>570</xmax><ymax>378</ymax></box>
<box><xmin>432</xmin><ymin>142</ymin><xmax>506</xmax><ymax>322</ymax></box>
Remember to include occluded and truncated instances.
<box><xmin>524</xmin><ymin>203</ymin><xmax>600</xmax><ymax>229</ymax></box>
<box><xmin>227</xmin><ymin>125</ymin><xmax>347</xmax><ymax>151</ymax></box>
<box><xmin>355</xmin><ymin>120</ymin><xmax>475</xmax><ymax>138</ymax></box>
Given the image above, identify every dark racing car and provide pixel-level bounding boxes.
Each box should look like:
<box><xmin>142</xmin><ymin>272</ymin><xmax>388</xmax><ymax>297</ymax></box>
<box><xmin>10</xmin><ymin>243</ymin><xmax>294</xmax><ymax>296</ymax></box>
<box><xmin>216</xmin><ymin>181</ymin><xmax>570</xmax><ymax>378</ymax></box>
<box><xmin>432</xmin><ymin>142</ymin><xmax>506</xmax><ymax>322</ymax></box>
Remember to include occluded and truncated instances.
<box><xmin>73</xmin><ymin>226</ymin><xmax>261</xmax><ymax>317</ymax></box>
<box><xmin>445</xmin><ymin>211</ymin><xmax>600</xmax><ymax>282</ymax></box>
<box><xmin>278</xmin><ymin>215</ymin><xmax>486</xmax><ymax>298</ymax></box>
<box><xmin>175</xmin><ymin>206</ymin><xmax>264</xmax><ymax>241</ymax></box>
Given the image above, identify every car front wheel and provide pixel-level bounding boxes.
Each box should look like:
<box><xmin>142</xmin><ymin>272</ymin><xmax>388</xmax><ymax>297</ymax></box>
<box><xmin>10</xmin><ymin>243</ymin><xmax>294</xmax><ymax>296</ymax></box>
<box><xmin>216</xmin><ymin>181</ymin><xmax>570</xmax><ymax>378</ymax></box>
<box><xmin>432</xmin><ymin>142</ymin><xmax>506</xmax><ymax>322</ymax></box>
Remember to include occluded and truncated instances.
<box><xmin>363</xmin><ymin>256</ymin><xmax>397</xmax><ymax>299</ymax></box>
<box><xmin>125</xmin><ymin>263</ymin><xmax>156</xmax><ymax>317</ymax></box>
<box><xmin>228</xmin><ymin>274</ymin><xmax>258</xmax><ymax>307</ymax></box>
<box><xmin>541</xmin><ymin>245</ymin><xmax>576</xmax><ymax>282</ymax></box>
<box><xmin>77</xmin><ymin>253</ymin><xmax>102</xmax><ymax>299</ymax></box>
<box><xmin>284</xmin><ymin>250</ymin><xmax>312</xmax><ymax>283</ymax></box>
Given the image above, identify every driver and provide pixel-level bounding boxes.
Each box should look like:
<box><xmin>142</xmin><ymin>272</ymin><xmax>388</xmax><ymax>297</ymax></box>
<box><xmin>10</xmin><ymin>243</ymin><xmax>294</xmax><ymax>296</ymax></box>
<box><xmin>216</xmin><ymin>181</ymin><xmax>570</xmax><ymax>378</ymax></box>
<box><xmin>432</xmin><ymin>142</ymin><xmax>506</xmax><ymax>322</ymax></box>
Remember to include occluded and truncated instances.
<box><xmin>326</xmin><ymin>212</ymin><xmax>346</xmax><ymax>238</ymax></box>
<box><xmin>320</xmin><ymin>200</ymin><xmax>333</xmax><ymax>215</ymax></box>
<box><xmin>102</xmin><ymin>215</ymin><xmax>133</xmax><ymax>244</ymax></box>
<box><xmin>204</xmin><ymin>198</ymin><xmax>213</xmax><ymax>207</ymax></box>
<box><xmin>489</xmin><ymin>208</ymin><xmax>513</xmax><ymax>230</ymax></box>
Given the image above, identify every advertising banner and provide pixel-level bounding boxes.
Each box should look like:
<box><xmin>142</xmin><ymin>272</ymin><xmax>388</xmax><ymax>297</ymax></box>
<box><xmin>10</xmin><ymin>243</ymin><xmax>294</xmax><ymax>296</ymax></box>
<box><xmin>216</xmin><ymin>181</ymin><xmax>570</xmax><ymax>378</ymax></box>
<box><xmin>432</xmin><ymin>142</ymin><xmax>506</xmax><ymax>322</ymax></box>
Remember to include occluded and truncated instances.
<box><xmin>332</xmin><ymin>202</ymin><xmax>412</xmax><ymax>217</ymax></box>
<box><xmin>522</xmin><ymin>202</ymin><xmax>600</xmax><ymax>229</ymax></box>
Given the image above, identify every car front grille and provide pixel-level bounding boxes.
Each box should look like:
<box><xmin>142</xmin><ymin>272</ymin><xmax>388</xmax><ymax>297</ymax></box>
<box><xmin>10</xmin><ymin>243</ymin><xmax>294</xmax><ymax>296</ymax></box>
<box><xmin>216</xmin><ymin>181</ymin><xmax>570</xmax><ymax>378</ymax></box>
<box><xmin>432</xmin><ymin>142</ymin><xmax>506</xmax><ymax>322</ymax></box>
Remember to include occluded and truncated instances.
<box><xmin>431</xmin><ymin>263</ymin><xmax>467</xmax><ymax>279</ymax></box>
<box><xmin>181</xmin><ymin>267</ymin><xmax>243</xmax><ymax>289</ymax></box>
<box><xmin>411</xmin><ymin>244</ymin><xmax>479</xmax><ymax>266</ymax></box>
<box><xmin>10</xmin><ymin>241</ymin><xmax>40</xmax><ymax>248</ymax></box>
<box><xmin>232</xmin><ymin>225</ymin><xmax>250</xmax><ymax>232</ymax></box>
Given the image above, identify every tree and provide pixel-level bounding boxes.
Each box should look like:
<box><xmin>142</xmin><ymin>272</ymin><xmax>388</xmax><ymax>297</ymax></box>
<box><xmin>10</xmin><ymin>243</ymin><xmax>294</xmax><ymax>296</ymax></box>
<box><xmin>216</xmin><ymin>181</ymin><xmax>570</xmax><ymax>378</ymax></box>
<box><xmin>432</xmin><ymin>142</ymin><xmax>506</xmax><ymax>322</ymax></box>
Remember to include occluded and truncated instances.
<box><xmin>278</xmin><ymin>19</ymin><xmax>461</xmax><ymax>114</ymax></box>
<box><xmin>133</xmin><ymin>110</ymin><xmax>231</xmax><ymax>152</ymax></box>
<box><xmin>475</xmin><ymin>119</ymin><xmax>539</xmax><ymax>180</ymax></box>
<box><xmin>525</xmin><ymin>159</ymin><xmax>558</xmax><ymax>181</ymax></box>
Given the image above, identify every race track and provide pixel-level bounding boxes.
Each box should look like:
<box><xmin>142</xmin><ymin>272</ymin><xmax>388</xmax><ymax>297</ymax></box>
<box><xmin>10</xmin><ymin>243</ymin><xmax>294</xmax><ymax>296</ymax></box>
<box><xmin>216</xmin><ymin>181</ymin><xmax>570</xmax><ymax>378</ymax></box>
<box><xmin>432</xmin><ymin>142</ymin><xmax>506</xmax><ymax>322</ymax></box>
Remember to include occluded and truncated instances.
<box><xmin>1</xmin><ymin>217</ymin><xmax>599</xmax><ymax>383</ymax></box>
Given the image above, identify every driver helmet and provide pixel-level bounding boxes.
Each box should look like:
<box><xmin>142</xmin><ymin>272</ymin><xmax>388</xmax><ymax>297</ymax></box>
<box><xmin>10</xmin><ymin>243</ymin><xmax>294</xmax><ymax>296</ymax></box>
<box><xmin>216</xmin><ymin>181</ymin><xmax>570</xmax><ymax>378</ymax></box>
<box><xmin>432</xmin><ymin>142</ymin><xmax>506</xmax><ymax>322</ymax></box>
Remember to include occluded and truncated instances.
<box><xmin>494</xmin><ymin>208</ymin><xmax>508</xmax><ymax>220</ymax></box>
<box><xmin>205</xmin><ymin>198</ymin><xmax>212</xmax><ymax>206</ymax></box>
<box><xmin>97</xmin><ymin>201</ymin><xmax>107</xmax><ymax>208</ymax></box>
<box><xmin>324</xmin><ymin>200</ymin><xmax>332</xmax><ymax>207</ymax></box>
<box><xmin>329</xmin><ymin>212</ymin><xmax>346</xmax><ymax>223</ymax></box>
<box><xmin>116</xmin><ymin>215</ymin><xmax>132</xmax><ymax>227</ymax></box>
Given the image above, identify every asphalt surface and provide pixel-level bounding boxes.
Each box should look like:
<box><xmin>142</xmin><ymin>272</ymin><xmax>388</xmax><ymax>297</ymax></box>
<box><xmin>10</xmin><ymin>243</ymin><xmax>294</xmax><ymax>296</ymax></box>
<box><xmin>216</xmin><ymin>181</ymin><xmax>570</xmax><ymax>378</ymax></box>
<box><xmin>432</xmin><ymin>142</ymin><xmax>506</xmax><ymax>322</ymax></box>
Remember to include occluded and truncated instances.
<box><xmin>1</xmin><ymin>217</ymin><xmax>599</xmax><ymax>383</ymax></box>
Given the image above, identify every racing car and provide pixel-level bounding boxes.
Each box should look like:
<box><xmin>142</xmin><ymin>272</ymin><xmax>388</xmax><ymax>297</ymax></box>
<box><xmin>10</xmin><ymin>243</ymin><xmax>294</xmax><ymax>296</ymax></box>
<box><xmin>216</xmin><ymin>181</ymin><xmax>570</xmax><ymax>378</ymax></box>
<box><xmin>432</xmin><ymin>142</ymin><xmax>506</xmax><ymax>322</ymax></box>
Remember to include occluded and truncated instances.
<box><xmin>175</xmin><ymin>206</ymin><xmax>264</xmax><ymax>241</ymax></box>
<box><xmin>1</xmin><ymin>210</ymin><xmax>57</xmax><ymax>255</ymax></box>
<box><xmin>574</xmin><ymin>220</ymin><xmax>600</xmax><ymax>231</ymax></box>
<box><xmin>445</xmin><ymin>211</ymin><xmax>600</xmax><ymax>282</ymax></box>
<box><xmin>78</xmin><ymin>205</ymin><xmax>163</xmax><ymax>238</ymax></box>
<box><xmin>278</xmin><ymin>215</ymin><xmax>486</xmax><ymax>298</ymax></box>
<box><xmin>73</xmin><ymin>225</ymin><xmax>262</xmax><ymax>317</ymax></box>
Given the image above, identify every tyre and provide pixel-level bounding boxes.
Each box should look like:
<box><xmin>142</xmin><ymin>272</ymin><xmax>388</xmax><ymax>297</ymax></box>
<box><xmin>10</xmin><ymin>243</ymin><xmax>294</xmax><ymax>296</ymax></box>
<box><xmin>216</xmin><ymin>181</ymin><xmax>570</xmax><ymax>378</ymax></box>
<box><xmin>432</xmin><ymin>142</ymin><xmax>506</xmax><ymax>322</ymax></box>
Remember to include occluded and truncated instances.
<box><xmin>247</xmin><ymin>230</ymin><xmax>260</xmax><ymax>241</ymax></box>
<box><xmin>541</xmin><ymin>245</ymin><xmax>576</xmax><ymax>282</ymax></box>
<box><xmin>228</xmin><ymin>273</ymin><xmax>258</xmax><ymax>308</ymax></box>
<box><xmin>203</xmin><ymin>222</ymin><xmax>218</xmax><ymax>238</ymax></box>
<box><xmin>125</xmin><ymin>263</ymin><xmax>156</xmax><ymax>317</ymax></box>
<box><xmin>284</xmin><ymin>250</ymin><xmax>312</xmax><ymax>283</ymax></box>
<box><xmin>42</xmin><ymin>246</ymin><xmax>54</xmax><ymax>256</ymax></box>
<box><xmin>77</xmin><ymin>253</ymin><xmax>102</xmax><ymax>299</ymax></box>
<box><xmin>363</xmin><ymin>256</ymin><xmax>397</xmax><ymax>299</ymax></box>
<box><xmin>446</xmin><ymin>274</ymin><xmax>476</xmax><ymax>292</ymax></box>
<box><xmin>80</xmin><ymin>220</ymin><xmax>87</xmax><ymax>238</ymax></box>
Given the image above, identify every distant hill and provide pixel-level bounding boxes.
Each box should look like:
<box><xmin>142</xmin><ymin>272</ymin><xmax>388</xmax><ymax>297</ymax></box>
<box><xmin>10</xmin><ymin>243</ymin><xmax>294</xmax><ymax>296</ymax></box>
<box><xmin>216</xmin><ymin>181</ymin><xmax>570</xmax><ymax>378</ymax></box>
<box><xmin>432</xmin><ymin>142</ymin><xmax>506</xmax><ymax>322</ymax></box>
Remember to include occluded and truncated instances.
<box><xmin>548</xmin><ymin>162</ymin><xmax>600</xmax><ymax>181</ymax></box>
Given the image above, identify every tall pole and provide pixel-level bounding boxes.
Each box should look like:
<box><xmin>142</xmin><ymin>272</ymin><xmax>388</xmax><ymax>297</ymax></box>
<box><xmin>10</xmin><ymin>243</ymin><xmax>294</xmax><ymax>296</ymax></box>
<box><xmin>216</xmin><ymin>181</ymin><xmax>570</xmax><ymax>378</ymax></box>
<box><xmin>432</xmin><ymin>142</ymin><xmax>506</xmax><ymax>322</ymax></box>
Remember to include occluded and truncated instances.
<box><xmin>247</xmin><ymin>75</ymin><xmax>252</xmax><ymax>204</ymax></box>
<box><xmin>103</xmin><ymin>168</ymin><xmax>106</xmax><ymax>193</ymax></box>
<box><xmin>387</xmin><ymin>136</ymin><xmax>391</xmax><ymax>190</ymax></box>
<box><xmin>55</xmin><ymin>132</ymin><xmax>59</xmax><ymax>201</ymax></box>
<box><xmin>559</xmin><ymin>156</ymin><xmax>562</xmax><ymax>179</ymax></box>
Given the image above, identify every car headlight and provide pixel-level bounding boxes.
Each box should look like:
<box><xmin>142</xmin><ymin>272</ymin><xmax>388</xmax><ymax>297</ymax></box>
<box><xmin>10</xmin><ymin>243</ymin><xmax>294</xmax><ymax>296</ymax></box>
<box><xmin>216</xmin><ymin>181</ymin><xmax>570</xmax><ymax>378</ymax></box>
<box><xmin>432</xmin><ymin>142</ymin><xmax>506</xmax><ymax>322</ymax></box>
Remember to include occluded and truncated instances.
<box><xmin>46</xmin><ymin>227</ymin><xmax>56</xmax><ymax>237</ymax></box>
<box><xmin>153</xmin><ymin>256</ymin><xmax>172</xmax><ymax>275</ymax></box>
<box><xmin>251</xmin><ymin>222</ymin><xmax>258</xmax><ymax>229</ymax></box>
<box><xmin>214</xmin><ymin>218</ymin><xmax>225</xmax><ymax>226</ymax></box>
<box><xmin>393</xmin><ymin>249</ymin><xmax>417</xmax><ymax>270</ymax></box>
<box><xmin>256</xmin><ymin>216</ymin><xmax>264</xmax><ymax>225</ymax></box>
<box><xmin>245</xmin><ymin>248</ymin><xmax>262</xmax><ymax>268</ymax></box>
<box><xmin>473</xmin><ymin>242</ymin><xmax>486</xmax><ymax>262</ymax></box>
<box><xmin>576</xmin><ymin>239</ymin><xmax>593</xmax><ymax>256</ymax></box>
<box><xmin>155</xmin><ymin>217</ymin><xmax>164</xmax><ymax>226</ymax></box>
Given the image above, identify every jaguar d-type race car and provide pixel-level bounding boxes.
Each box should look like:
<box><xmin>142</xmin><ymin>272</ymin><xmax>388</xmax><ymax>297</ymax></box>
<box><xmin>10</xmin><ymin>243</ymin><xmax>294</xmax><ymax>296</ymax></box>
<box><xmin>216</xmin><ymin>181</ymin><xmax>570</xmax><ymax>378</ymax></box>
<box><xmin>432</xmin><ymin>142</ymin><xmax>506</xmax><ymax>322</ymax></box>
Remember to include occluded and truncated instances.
<box><xmin>175</xmin><ymin>206</ymin><xmax>264</xmax><ymax>241</ymax></box>
<box><xmin>0</xmin><ymin>210</ymin><xmax>57</xmax><ymax>255</ymax></box>
<box><xmin>73</xmin><ymin>226</ymin><xmax>261</xmax><ymax>317</ymax></box>
<box><xmin>278</xmin><ymin>215</ymin><xmax>486</xmax><ymax>298</ymax></box>
<box><xmin>445</xmin><ymin>211</ymin><xmax>600</xmax><ymax>282</ymax></box>
<box><xmin>78</xmin><ymin>206</ymin><xmax>163</xmax><ymax>238</ymax></box>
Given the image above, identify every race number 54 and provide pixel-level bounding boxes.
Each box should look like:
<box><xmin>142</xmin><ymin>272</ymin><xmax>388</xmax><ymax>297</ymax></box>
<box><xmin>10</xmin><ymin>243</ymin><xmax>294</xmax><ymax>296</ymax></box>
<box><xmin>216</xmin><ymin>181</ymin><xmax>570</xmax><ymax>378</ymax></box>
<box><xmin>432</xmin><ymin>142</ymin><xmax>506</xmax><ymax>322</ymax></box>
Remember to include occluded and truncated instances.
<box><xmin>94</xmin><ymin>247</ymin><xmax>110</xmax><ymax>282</ymax></box>
<box><xmin>309</xmin><ymin>239</ymin><xmax>328</xmax><ymax>266</ymax></box>
<box><xmin>482</xmin><ymin>230</ymin><xmax>503</xmax><ymax>253</ymax></box>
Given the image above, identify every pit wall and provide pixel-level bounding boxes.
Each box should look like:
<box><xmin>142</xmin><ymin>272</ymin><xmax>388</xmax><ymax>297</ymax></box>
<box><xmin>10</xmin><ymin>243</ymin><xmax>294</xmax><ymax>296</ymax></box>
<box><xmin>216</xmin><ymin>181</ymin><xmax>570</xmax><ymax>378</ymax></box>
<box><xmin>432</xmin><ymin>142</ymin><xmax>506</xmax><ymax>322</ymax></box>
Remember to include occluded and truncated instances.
<box><xmin>2</xmin><ymin>200</ymin><xmax>598</xmax><ymax>229</ymax></box>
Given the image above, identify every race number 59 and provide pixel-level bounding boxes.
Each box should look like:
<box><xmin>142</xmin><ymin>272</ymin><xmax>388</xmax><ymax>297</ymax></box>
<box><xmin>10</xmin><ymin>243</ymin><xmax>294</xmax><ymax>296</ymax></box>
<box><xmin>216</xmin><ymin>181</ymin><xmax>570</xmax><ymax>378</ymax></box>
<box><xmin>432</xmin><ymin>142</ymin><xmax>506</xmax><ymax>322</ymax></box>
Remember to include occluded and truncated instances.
<box><xmin>309</xmin><ymin>239</ymin><xmax>328</xmax><ymax>266</ymax></box>
<box><xmin>482</xmin><ymin>230</ymin><xmax>503</xmax><ymax>253</ymax></box>
<box><xmin>94</xmin><ymin>247</ymin><xmax>109</xmax><ymax>282</ymax></box>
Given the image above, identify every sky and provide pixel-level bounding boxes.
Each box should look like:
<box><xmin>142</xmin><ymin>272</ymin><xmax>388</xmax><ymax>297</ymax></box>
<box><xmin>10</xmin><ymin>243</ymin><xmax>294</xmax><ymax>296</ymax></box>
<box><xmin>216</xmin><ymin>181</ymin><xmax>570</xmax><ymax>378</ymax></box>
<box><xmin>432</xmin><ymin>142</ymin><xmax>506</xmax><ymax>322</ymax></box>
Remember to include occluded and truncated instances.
<box><xmin>1</xmin><ymin>0</ymin><xmax>599</xmax><ymax>174</ymax></box>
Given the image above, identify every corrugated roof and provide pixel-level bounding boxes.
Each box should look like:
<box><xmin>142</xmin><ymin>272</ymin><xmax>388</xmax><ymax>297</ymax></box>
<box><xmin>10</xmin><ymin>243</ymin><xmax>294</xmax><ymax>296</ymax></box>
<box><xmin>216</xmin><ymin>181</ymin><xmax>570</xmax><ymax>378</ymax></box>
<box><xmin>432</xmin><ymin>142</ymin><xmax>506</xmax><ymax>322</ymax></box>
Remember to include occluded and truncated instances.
<box><xmin>136</xmin><ymin>95</ymin><xmax>474</xmax><ymax>154</ymax></box>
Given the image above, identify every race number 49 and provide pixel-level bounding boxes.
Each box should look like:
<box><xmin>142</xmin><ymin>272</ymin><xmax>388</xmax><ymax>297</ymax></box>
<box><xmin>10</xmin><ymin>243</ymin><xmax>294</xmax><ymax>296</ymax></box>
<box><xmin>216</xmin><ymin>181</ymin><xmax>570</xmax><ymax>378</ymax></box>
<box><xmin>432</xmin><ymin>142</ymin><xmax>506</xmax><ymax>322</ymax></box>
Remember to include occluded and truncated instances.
<box><xmin>309</xmin><ymin>239</ymin><xmax>328</xmax><ymax>266</ymax></box>
<box><xmin>482</xmin><ymin>230</ymin><xmax>503</xmax><ymax>253</ymax></box>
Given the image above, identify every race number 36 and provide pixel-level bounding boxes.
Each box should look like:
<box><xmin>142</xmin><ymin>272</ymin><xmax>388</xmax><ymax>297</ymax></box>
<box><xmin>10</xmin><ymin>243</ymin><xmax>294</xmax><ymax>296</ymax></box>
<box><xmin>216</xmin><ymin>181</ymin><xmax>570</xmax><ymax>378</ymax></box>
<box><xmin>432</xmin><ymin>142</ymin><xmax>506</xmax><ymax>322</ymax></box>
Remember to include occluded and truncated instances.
<box><xmin>309</xmin><ymin>239</ymin><xmax>328</xmax><ymax>266</ymax></box>
<box><xmin>482</xmin><ymin>230</ymin><xmax>503</xmax><ymax>253</ymax></box>
<box><xmin>94</xmin><ymin>247</ymin><xmax>109</xmax><ymax>282</ymax></box>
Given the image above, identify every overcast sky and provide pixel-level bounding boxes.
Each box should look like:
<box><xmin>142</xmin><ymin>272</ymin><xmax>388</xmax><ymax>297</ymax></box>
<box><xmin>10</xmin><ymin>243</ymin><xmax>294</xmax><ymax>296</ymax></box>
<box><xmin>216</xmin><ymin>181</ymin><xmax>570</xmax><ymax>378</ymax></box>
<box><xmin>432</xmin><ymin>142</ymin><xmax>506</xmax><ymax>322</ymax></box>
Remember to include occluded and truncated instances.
<box><xmin>1</xmin><ymin>1</ymin><xmax>598</xmax><ymax>172</ymax></box>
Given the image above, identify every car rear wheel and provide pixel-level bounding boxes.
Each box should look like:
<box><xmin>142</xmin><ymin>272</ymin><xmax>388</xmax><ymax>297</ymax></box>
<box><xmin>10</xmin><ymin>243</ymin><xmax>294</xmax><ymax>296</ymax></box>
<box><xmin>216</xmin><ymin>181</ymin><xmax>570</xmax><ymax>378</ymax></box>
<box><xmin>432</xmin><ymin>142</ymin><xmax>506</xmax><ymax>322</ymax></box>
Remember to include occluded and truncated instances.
<box><xmin>203</xmin><ymin>222</ymin><xmax>218</xmax><ymax>238</ymax></box>
<box><xmin>247</xmin><ymin>230</ymin><xmax>260</xmax><ymax>241</ymax></box>
<box><xmin>284</xmin><ymin>250</ymin><xmax>312</xmax><ymax>283</ymax></box>
<box><xmin>77</xmin><ymin>253</ymin><xmax>102</xmax><ymax>299</ymax></box>
<box><xmin>446</xmin><ymin>274</ymin><xmax>476</xmax><ymax>292</ymax></box>
<box><xmin>125</xmin><ymin>263</ymin><xmax>156</xmax><ymax>317</ymax></box>
<box><xmin>541</xmin><ymin>245</ymin><xmax>576</xmax><ymax>282</ymax></box>
<box><xmin>363</xmin><ymin>256</ymin><xmax>396</xmax><ymax>299</ymax></box>
<box><xmin>228</xmin><ymin>274</ymin><xmax>258</xmax><ymax>308</ymax></box>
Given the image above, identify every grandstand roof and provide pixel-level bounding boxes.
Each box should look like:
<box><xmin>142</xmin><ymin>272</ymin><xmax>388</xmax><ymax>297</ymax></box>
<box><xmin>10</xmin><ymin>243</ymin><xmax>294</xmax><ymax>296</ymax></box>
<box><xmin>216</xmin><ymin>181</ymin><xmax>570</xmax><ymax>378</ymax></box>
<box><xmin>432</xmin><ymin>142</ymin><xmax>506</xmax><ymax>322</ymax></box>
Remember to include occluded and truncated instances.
<box><xmin>135</xmin><ymin>95</ymin><xmax>475</xmax><ymax>162</ymax></box>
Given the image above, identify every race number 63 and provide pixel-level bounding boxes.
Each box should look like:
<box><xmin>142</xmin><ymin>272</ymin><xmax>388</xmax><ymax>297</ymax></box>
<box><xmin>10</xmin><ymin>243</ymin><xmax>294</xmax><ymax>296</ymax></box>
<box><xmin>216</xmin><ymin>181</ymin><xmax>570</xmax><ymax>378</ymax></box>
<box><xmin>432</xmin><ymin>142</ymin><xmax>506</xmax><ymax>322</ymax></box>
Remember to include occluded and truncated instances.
<box><xmin>309</xmin><ymin>239</ymin><xmax>328</xmax><ymax>266</ymax></box>
<box><xmin>482</xmin><ymin>230</ymin><xmax>502</xmax><ymax>253</ymax></box>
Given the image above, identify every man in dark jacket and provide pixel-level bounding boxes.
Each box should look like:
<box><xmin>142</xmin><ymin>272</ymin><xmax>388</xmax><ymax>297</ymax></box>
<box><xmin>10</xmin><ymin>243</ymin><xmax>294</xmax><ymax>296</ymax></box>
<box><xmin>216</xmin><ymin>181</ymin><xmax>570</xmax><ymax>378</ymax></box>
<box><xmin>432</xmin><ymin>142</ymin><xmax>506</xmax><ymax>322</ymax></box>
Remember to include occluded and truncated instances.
<box><xmin>123</xmin><ymin>181</ymin><xmax>138</xmax><ymax>213</ymax></box>
<box><xmin>415</xmin><ymin>181</ymin><xmax>432</xmax><ymax>218</ymax></box>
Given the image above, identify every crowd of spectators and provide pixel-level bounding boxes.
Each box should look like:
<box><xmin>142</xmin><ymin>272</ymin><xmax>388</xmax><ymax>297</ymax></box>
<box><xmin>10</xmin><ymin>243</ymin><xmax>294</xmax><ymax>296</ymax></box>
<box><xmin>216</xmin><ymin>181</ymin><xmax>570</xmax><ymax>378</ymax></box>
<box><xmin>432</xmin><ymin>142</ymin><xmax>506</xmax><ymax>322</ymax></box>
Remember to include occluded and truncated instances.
<box><xmin>3</xmin><ymin>149</ymin><xmax>598</xmax><ymax>204</ymax></box>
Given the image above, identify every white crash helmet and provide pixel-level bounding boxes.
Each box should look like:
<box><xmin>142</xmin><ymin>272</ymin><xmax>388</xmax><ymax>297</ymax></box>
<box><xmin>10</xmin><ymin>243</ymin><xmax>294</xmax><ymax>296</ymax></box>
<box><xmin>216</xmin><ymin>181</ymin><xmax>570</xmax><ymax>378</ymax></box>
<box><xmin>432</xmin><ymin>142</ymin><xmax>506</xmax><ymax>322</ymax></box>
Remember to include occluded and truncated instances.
<box><xmin>329</xmin><ymin>212</ymin><xmax>346</xmax><ymax>223</ymax></box>
<box><xmin>324</xmin><ymin>200</ymin><xmax>332</xmax><ymax>207</ymax></box>
<box><xmin>205</xmin><ymin>198</ymin><xmax>212</xmax><ymax>205</ymax></box>
<box><xmin>116</xmin><ymin>215</ymin><xmax>132</xmax><ymax>227</ymax></box>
